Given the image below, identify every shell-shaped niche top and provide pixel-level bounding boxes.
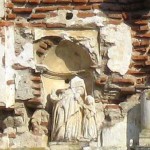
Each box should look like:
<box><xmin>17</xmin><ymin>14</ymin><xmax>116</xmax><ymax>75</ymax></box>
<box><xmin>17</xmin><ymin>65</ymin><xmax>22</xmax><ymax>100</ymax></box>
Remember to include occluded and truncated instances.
<box><xmin>33</xmin><ymin>36</ymin><xmax>94</xmax><ymax>95</ymax></box>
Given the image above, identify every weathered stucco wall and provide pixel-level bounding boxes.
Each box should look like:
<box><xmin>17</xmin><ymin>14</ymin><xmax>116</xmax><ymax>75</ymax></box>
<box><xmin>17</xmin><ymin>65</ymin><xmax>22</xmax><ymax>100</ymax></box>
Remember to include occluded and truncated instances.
<box><xmin>0</xmin><ymin>0</ymin><xmax>149</xmax><ymax>149</ymax></box>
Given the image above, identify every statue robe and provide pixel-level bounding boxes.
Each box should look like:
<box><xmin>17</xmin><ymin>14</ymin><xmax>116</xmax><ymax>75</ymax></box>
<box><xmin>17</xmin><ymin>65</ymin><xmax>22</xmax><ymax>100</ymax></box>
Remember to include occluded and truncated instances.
<box><xmin>51</xmin><ymin>89</ymin><xmax>82</xmax><ymax>141</ymax></box>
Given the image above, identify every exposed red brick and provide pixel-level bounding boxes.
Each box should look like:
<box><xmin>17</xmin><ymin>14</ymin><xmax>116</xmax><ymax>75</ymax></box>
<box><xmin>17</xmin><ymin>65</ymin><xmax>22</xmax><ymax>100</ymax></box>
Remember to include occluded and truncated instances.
<box><xmin>74</xmin><ymin>5</ymin><xmax>92</xmax><ymax>10</ymax></box>
<box><xmin>28</xmin><ymin>0</ymin><xmax>41</xmax><ymax>3</ymax></box>
<box><xmin>120</xmin><ymin>87</ymin><xmax>136</xmax><ymax>94</ymax></box>
<box><xmin>35</xmin><ymin>6</ymin><xmax>58</xmax><ymax>12</ymax></box>
<box><xmin>132</xmin><ymin>41</ymin><xmax>140</xmax><ymax>47</ymax></box>
<box><xmin>31</xmin><ymin>76</ymin><xmax>41</xmax><ymax>82</ymax></box>
<box><xmin>92</xmin><ymin>4</ymin><xmax>101</xmax><ymax>9</ymax></box>
<box><xmin>16</xmin><ymin>22</ymin><xmax>30</xmax><ymax>27</ymax></box>
<box><xmin>112</xmin><ymin>78</ymin><xmax>135</xmax><ymax>85</ymax></box>
<box><xmin>44</xmin><ymin>40</ymin><xmax>54</xmax><ymax>46</ymax></box>
<box><xmin>42</xmin><ymin>0</ymin><xmax>56</xmax><ymax>3</ymax></box>
<box><xmin>108</xmin><ymin>19</ymin><xmax>123</xmax><ymax>25</ymax></box>
<box><xmin>132</xmin><ymin>55</ymin><xmax>148</xmax><ymax>61</ymax></box>
<box><xmin>131</xmin><ymin>25</ymin><xmax>140</xmax><ymax>31</ymax></box>
<box><xmin>7</xmin><ymin>14</ymin><xmax>17</xmax><ymax>19</ymax></box>
<box><xmin>36</xmin><ymin>48</ymin><xmax>46</xmax><ymax>54</ymax></box>
<box><xmin>12</xmin><ymin>0</ymin><xmax>27</xmax><ymax>3</ymax></box>
<box><xmin>0</xmin><ymin>21</ymin><xmax>14</xmax><ymax>27</ymax></box>
<box><xmin>134</xmin><ymin>20</ymin><xmax>148</xmax><ymax>25</ymax></box>
<box><xmin>105</xmin><ymin>104</ymin><xmax>121</xmax><ymax>110</ymax></box>
<box><xmin>28</xmin><ymin>98</ymin><xmax>42</xmax><ymax>103</ymax></box>
<box><xmin>39</xmin><ymin>42</ymin><xmax>48</xmax><ymax>49</ymax></box>
<box><xmin>5</xmin><ymin>3</ymin><xmax>14</xmax><ymax>8</ymax></box>
<box><xmin>46</xmin><ymin>23</ymin><xmax>66</xmax><ymax>28</ymax></box>
<box><xmin>7</xmin><ymin>80</ymin><xmax>15</xmax><ymax>85</ymax></box>
<box><xmin>136</xmin><ymin>32</ymin><xmax>150</xmax><ymax>38</ymax></box>
<box><xmin>77</xmin><ymin>12</ymin><xmax>95</xmax><ymax>18</ymax></box>
<box><xmin>130</xmin><ymin>62</ymin><xmax>145</xmax><ymax>68</ymax></box>
<box><xmin>73</xmin><ymin>0</ymin><xmax>88</xmax><ymax>3</ymax></box>
<box><xmin>89</xmin><ymin>0</ymin><xmax>103</xmax><ymax>2</ymax></box>
<box><xmin>31</xmin><ymin>23</ymin><xmax>46</xmax><ymax>27</ymax></box>
<box><xmin>13</xmin><ymin>8</ymin><xmax>32</xmax><ymax>13</ymax></box>
<box><xmin>107</xmin><ymin>13</ymin><xmax>123</xmax><ymax>19</ymax></box>
<box><xmin>127</xmin><ymin>69</ymin><xmax>146</xmax><ymax>75</ymax></box>
<box><xmin>30</xmin><ymin>14</ymin><xmax>46</xmax><ymax>19</ymax></box>
<box><xmin>141</xmin><ymin>40</ymin><xmax>149</xmax><ymax>46</ymax></box>
<box><xmin>58</xmin><ymin>5</ymin><xmax>74</xmax><ymax>10</ymax></box>
<box><xmin>57</xmin><ymin>0</ymin><xmax>72</xmax><ymax>2</ymax></box>
<box><xmin>133</xmin><ymin>47</ymin><xmax>147</xmax><ymax>52</ymax></box>
<box><xmin>133</xmin><ymin>40</ymin><xmax>149</xmax><ymax>47</ymax></box>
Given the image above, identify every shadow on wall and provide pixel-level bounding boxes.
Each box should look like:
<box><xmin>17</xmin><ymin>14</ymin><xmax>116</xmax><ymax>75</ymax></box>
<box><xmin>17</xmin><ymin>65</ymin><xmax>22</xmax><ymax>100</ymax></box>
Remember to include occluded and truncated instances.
<box><xmin>127</xmin><ymin>104</ymin><xmax>141</xmax><ymax>148</ymax></box>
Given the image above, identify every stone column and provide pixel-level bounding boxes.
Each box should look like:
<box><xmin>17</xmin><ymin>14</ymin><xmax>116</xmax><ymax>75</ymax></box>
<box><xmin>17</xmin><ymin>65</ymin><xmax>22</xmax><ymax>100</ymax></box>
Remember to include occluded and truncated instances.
<box><xmin>139</xmin><ymin>90</ymin><xmax>150</xmax><ymax>146</ymax></box>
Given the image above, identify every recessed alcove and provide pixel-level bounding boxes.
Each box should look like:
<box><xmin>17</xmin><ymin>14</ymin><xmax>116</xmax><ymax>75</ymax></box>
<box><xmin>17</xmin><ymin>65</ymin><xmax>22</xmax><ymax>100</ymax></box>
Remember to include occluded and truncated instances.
<box><xmin>33</xmin><ymin>29</ymin><xmax>99</xmax><ymax>102</ymax></box>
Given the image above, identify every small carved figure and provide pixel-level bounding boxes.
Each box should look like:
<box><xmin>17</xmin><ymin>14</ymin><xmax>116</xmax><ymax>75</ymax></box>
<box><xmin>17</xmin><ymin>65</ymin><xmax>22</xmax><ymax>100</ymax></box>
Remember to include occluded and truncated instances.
<box><xmin>50</xmin><ymin>76</ymin><xmax>86</xmax><ymax>141</ymax></box>
<box><xmin>83</xmin><ymin>95</ymin><xmax>97</xmax><ymax>141</ymax></box>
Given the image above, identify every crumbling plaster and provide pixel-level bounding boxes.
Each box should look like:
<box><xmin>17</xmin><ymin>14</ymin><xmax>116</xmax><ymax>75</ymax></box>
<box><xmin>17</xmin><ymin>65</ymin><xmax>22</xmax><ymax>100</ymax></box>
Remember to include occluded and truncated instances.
<box><xmin>101</xmin><ymin>23</ymin><xmax>132</xmax><ymax>75</ymax></box>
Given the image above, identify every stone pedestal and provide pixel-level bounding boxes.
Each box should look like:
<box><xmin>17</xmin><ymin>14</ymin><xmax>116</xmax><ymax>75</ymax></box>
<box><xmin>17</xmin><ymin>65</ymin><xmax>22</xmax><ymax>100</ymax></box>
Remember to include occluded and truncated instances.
<box><xmin>139</xmin><ymin>90</ymin><xmax>150</xmax><ymax>146</ymax></box>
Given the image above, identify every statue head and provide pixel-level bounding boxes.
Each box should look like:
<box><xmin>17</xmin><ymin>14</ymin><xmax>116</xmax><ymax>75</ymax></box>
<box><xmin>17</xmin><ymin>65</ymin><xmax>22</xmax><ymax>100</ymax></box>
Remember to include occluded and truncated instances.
<box><xmin>70</xmin><ymin>76</ymin><xmax>87</xmax><ymax>96</ymax></box>
<box><xmin>70</xmin><ymin>76</ymin><xmax>85</xmax><ymax>89</ymax></box>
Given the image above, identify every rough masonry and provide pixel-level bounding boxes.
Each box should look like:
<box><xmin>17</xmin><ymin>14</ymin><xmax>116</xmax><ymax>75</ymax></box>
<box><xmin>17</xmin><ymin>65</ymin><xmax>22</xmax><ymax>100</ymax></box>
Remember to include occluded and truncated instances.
<box><xmin>0</xmin><ymin>0</ymin><xmax>149</xmax><ymax>149</ymax></box>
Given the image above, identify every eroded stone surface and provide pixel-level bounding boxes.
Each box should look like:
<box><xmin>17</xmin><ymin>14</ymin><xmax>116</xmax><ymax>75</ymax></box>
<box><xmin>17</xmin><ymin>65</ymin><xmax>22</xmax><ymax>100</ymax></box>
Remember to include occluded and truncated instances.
<box><xmin>15</xmin><ymin>70</ymin><xmax>34</xmax><ymax>100</ymax></box>
<box><xmin>102</xmin><ymin>117</ymin><xmax>127</xmax><ymax>147</ymax></box>
<box><xmin>45</xmin><ymin>10</ymin><xmax>106</xmax><ymax>27</ymax></box>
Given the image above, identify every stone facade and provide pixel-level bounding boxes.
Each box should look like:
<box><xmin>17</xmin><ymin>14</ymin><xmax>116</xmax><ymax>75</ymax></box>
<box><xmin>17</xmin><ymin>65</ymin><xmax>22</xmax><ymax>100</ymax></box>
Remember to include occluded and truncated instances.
<box><xmin>0</xmin><ymin>0</ymin><xmax>149</xmax><ymax>149</ymax></box>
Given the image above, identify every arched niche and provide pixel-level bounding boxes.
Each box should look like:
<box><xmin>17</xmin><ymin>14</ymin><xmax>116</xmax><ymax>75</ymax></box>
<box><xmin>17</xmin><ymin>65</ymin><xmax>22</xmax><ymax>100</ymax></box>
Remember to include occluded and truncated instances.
<box><xmin>34</xmin><ymin>37</ymin><xmax>95</xmax><ymax>103</ymax></box>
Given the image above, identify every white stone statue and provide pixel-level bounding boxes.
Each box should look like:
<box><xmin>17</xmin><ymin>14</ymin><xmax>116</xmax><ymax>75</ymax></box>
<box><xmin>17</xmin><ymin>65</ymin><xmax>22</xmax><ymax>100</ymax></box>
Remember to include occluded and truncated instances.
<box><xmin>82</xmin><ymin>95</ymin><xmax>97</xmax><ymax>141</ymax></box>
<box><xmin>50</xmin><ymin>76</ymin><xmax>87</xmax><ymax>141</ymax></box>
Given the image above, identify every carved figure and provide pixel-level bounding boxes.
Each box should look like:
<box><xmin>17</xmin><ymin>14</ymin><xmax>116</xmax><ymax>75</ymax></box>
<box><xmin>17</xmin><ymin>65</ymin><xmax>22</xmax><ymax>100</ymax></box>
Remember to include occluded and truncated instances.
<box><xmin>50</xmin><ymin>76</ymin><xmax>86</xmax><ymax>141</ymax></box>
<box><xmin>83</xmin><ymin>95</ymin><xmax>97</xmax><ymax>140</ymax></box>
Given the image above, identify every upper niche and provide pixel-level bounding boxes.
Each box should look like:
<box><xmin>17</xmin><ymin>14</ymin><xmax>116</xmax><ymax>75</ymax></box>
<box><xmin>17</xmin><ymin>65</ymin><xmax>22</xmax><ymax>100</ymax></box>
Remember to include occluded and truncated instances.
<box><xmin>42</xmin><ymin>40</ymin><xmax>92</xmax><ymax>73</ymax></box>
<box><xmin>34</xmin><ymin>37</ymin><xmax>94</xmax><ymax>96</ymax></box>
